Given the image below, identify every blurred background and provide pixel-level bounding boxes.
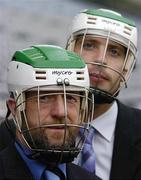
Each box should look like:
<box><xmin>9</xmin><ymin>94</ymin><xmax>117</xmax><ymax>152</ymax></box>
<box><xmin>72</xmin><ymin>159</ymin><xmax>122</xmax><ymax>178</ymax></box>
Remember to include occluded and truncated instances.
<box><xmin>0</xmin><ymin>0</ymin><xmax>141</xmax><ymax>119</ymax></box>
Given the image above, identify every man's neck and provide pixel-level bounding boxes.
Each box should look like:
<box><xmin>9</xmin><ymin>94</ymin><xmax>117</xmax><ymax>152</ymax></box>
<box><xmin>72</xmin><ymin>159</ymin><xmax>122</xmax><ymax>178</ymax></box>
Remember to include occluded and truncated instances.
<box><xmin>94</xmin><ymin>102</ymin><xmax>114</xmax><ymax>119</ymax></box>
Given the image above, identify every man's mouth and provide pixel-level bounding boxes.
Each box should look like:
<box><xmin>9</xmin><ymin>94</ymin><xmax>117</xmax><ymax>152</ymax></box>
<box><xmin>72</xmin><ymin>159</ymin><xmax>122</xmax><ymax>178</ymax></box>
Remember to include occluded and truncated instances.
<box><xmin>46</xmin><ymin>124</ymin><xmax>68</xmax><ymax>131</ymax></box>
<box><xmin>49</xmin><ymin>126</ymin><xmax>65</xmax><ymax>129</ymax></box>
<box><xmin>89</xmin><ymin>72</ymin><xmax>108</xmax><ymax>83</ymax></box>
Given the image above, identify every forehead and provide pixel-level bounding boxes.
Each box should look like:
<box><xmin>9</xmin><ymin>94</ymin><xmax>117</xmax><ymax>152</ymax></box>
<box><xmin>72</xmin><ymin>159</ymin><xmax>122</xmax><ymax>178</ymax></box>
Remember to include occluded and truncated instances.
<box><xmin>76</xmin><ymin>36</ymin><xmax>125</xmax><ymax>48</ymax></box>
<box><xmin>25</xmin><ymin>90</ymin><xmax>82</xmax><ymax>97</ymax></box>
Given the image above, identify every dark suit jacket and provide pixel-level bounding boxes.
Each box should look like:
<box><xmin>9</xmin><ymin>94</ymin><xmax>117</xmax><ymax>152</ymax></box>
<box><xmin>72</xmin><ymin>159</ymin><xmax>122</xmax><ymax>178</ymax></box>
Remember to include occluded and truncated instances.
<box><xmin>110</xmin><ymin>101</ymin><xmax>141</xmax><ymax>179</ymax></box>
<box><xmin>0</xmin><ymin>119</ymin><xmax>15</xmax><ymax>150</ymax></box>
<box><xmin>0</xmin><ymin>142</ymin><xmax>100</xmax><ymax>180</ymax></box>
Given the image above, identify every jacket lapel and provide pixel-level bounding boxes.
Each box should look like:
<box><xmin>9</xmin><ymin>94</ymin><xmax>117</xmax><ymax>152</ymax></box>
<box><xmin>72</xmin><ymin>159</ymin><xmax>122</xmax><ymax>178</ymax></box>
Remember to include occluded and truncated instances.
<box><xmin>110</xmin><ymin>101</ymin><xmax>141</xmax><ymax>179</ymax></box>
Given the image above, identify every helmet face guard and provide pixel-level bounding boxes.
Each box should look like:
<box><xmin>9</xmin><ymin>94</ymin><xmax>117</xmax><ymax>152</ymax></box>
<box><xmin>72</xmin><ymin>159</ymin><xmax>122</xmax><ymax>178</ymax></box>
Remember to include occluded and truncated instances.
<box><xmin>7</xmin><ymin>45</ymin><xmax>94</xmax><ymax>163</ymax></box>
<box><xmin>66</xmin><ymin>9</ymin><xmax>137</xmax><ymax>100</ymax></box>
<box><xmin>14</xmin><ymin>85</ymin><xmax>94</xmax><ymax>163</ymax></box>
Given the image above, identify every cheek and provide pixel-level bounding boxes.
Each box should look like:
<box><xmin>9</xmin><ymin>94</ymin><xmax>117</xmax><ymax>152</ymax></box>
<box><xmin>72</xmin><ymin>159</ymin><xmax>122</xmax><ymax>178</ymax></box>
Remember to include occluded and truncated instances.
<box><xmin>26</xmin><ymin>110</ymin><xmax>38</xmax><ymax>127</ymax></box>
<box><xmin>109</xmin><ymin>58</ymin><xmax>124</xmax><ymax>71</ymax></box>
<box><xmin>25</xmin><ymin>103</ymin><xmax>41</xmax><ymax>127</ymax></box>
<box><xmin>36</xmin><ymin>104</ymin><xmax>51</xmax><ymax>121</ymax></box>
<box><xmin>68</xmin><ymin>107</ymin><xmax>80</xmax><ymax>123</ymax></box>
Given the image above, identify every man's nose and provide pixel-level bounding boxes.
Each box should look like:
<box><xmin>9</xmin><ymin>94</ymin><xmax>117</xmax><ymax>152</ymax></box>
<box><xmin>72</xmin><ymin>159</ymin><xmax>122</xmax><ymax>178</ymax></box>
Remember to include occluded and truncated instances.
<box><xmin>95</xmin><ymin>46</ymin><xmax>107</xmax><ymax>63</ymax></box>
<box><xmin>51</xmin><ymin>95</ymin><xmax>66</xmax><ymax>118</ymax></box>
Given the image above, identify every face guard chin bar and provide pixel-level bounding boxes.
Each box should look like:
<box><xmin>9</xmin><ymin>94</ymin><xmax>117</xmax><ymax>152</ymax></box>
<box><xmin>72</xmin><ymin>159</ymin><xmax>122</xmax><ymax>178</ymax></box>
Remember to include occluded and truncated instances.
<box><xmin>27</xmin><ymin>144</ymin><xmax>78</xmax><ymax>164</ymax></box>
<box><xmin>90</xmin><ymin>87</ymin><xmax>116</xmax><ymax>104</ymax></box>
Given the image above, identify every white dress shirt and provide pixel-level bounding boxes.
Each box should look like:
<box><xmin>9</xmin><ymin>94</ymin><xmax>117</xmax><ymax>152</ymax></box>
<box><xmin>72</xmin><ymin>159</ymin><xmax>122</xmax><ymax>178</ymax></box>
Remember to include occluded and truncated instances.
<box><xmin>91</xmin><ymin>101</ymin><xmax>118</xmax><ymax>180</ymax></box>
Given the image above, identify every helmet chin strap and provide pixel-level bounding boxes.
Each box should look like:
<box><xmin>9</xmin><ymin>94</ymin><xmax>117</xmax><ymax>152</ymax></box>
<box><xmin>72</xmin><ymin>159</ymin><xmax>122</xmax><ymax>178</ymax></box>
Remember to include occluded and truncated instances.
<box><xmin>90</xmin><ymin>87</ymin><xmax>118</xmax><ymax>104</ymax></box>
<box><xmin>27</xmin><ymin>148</ymin><xmax>79</xmax><ymax>164</ymax></box>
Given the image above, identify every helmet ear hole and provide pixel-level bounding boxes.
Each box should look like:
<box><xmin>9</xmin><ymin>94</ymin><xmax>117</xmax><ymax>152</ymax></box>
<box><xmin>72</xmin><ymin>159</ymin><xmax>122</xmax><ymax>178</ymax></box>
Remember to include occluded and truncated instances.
<box><xmin>122</xmin><ymin>68</ymin><xmax>128</xmax><ymax>77</ymax></box>
<box><xmin>7</xmin><ymin>98</ymin><xmax>16</xmax><ymax>116</ymax></box>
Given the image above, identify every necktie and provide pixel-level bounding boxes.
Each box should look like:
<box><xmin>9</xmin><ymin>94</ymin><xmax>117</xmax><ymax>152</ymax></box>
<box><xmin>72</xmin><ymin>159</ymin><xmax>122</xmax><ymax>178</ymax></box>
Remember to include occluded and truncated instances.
<box><xmin>81</xmin><ymin>127</ymin><xmax>96</xmax><ymax>173</ymax></box>
<box><xmin>41</xmin><ymin>164</ymin><xmax>66</xmax><ymax>180</ymax></box>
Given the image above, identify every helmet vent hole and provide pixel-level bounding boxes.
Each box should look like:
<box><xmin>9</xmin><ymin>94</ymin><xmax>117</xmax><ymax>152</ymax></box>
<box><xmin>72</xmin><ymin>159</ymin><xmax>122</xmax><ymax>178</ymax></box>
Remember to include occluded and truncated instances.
<box><xmin>76</xmin><ymin>71</ymin><xmax>84</xmax><ymax>80</ymax></box>
<box><xmin>77</xmin><ymin>77</ymin><xmax>84</xmax><ymax>80</ymax></box>
<box><xmin>124</xmin><ymin>26</ymin><xmax>132</xmax><ymax>31</ymax></box>
<box><xmin>123</xmin><ymin>30</ymin><xmax>131</xmax><ymax>36</ymax></box>
<box><xmin>87</xmin><ymin>16</ymin><xmax>97</xmax><ymax>25</ymax></box>
<box><xmin>76</xmin><ymin>71</ymin><xmax>84</xmax><ymax>75</ymax></box>
<box><xmin>36</xmin><ymin>76</ymin><xmax>46</xmax><ymax>80</ymax></box>
<box><xmin>35</xmin><ymin>70</ymin><xmax>46</xmax><ymax>80</ymax></box>
<box><xmin>123</xmin><ymin>26</ymin><xmax>132</xmax><ymax>36</ymax></box>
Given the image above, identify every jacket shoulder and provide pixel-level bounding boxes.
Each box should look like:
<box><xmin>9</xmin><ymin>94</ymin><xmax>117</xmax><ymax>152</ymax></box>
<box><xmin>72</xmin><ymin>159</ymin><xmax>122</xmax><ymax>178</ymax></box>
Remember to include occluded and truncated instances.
<box><xmin>0</xmin><ymin>143</ymin><xmax>33</xmax><ymax>179</ymax></box>
<box><xmin>67</xmin><ymin>163</ymin><xmax>101</xmax><ymax>180</ymax></box>
<box><xmin>117</xmin><ymin>101</ymin><xmax>141</xmax><ymax>125</ymax></box>
<box><xmin>117</xmin><ymin>101</ymin><xmax>141</xmax><ymax>143</ymax></box>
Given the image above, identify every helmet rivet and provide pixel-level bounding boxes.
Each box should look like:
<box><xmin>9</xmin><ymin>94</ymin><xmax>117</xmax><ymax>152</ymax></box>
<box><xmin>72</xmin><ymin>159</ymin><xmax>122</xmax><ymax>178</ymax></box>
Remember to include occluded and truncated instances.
<box><xmin>57</xmin><ymin>78</ymin><xmax>63</xmax><ymax>85</ymax></box>
<box><xmin>64</xmin><ymin>78</ymin><xmax>70</xmax><ymax>86</ymax></box>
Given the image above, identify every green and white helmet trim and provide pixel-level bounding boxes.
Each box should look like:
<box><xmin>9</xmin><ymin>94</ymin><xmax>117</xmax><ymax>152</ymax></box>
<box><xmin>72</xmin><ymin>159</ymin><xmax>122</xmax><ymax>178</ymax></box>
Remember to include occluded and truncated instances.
<box><xmin>67</xmin><ymin>8</ymin><xmax>137</xmax><ymax>55</ymax></box>
<box><xmin>8</xmin><ymin>45</ymin><xmax>90</xmax><ymax>94</ymax></box>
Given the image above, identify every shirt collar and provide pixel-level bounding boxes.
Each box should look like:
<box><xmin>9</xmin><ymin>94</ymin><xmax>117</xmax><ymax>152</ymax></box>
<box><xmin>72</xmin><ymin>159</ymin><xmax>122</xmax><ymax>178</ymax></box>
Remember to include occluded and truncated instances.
<box><xmin>15</xmin><ymin>142</ymin><xmax>66</xmax><ymax>180</ymax></box>
<box><xmin>91</xmin><ymin>101</ymin><xmax>118</xmax><ymax>142</ymax></box>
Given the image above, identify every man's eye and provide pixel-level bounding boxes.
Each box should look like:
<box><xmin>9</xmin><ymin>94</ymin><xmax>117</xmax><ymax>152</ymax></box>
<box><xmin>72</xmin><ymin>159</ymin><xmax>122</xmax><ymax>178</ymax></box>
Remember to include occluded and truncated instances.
<box><xmin>39</xmin><ymin>95</ymin><xmax>49</xmax><ymax>102</ymax></box>
<box><xmin>112</xmin><ymin>49</ymin><xmax>118</xmax><ymax>55</ymax></box>
<box><xmin>83</xmin><ymin>42</ymin><xmax>95</xmax><ymax>50</ymax></box>
<box><xmin>109</xmin><ymin>48</ymin><xmax>120</xmax><ymax>57</ymax></box>
<box><xmin>66</xmin><ymin>95</ymin><xmax>78</xmax><ymax>103</ymax></box>
<box><xmin>109</xmin><ymin>46</ymin><xmax>126</xmax><ymax>58</ymax></box>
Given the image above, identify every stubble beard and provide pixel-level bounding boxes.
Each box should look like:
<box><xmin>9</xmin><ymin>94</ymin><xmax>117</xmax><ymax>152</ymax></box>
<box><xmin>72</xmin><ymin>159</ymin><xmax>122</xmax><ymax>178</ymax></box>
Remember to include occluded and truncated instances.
<box><xmin>24</xmin><ymin>127</ymin><xmax>78</xmax><ymax>150</ymax></box>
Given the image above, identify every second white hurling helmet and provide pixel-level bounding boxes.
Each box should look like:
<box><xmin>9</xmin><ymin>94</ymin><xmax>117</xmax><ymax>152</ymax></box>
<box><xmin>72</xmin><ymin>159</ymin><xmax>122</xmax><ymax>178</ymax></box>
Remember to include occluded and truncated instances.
<box><xmin>67</xmin><ymin>8</ymin><xmax>137</xmax><ymax>102</ymax></box>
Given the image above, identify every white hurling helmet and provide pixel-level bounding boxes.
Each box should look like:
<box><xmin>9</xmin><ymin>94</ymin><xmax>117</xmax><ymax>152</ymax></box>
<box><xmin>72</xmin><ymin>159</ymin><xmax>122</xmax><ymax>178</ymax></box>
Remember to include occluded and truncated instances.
<box><xmin>7</xmin><ymin>45</ymin><xmax>94</xmax><ymax>163</ymax></box>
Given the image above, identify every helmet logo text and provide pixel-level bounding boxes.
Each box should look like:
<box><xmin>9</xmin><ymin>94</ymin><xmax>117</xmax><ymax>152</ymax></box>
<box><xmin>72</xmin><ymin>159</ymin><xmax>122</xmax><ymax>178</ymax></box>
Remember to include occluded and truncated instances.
<box><xmin>52</xmin><ymin>71</ymin><xmax>73</xmax><ymax>76</ymax></box>
<box><xmin>102</xmin><ymin>19</ymin><xmax>120</xmax><ymax>26</ymax></box>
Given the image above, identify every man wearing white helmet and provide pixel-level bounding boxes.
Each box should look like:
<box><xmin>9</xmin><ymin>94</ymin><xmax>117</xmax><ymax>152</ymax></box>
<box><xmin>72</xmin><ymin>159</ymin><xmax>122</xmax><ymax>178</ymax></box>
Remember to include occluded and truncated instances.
<box><xmin>66</xmin><ymin>8</ymin><xmax>141</xmax><ymax>179</ymax></box>
<box><xmin>0</xmin><ymin>45</ymin><xmax>101</xmax><ymax>179</ymax></box>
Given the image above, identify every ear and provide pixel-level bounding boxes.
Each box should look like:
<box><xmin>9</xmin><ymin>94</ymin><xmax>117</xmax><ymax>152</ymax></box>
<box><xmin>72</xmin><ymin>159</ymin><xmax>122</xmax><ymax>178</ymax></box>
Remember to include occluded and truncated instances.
<box><xmin>7</xmin><ymin>98</ymin><xmax>16</xmax><ymax>116</ymax></box>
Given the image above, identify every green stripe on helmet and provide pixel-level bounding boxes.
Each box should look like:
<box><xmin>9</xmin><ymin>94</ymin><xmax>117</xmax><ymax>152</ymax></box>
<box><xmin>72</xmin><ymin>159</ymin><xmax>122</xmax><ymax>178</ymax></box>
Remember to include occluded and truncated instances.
<box><xmin>82</xmin><ymin>9</ymin><xmax>135</xmax><ymax>27</ymax></box>
<box><xmin>12</xmin><ymin>45</ymin><xmax>85</xmax><ymax>68</ymax></box>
